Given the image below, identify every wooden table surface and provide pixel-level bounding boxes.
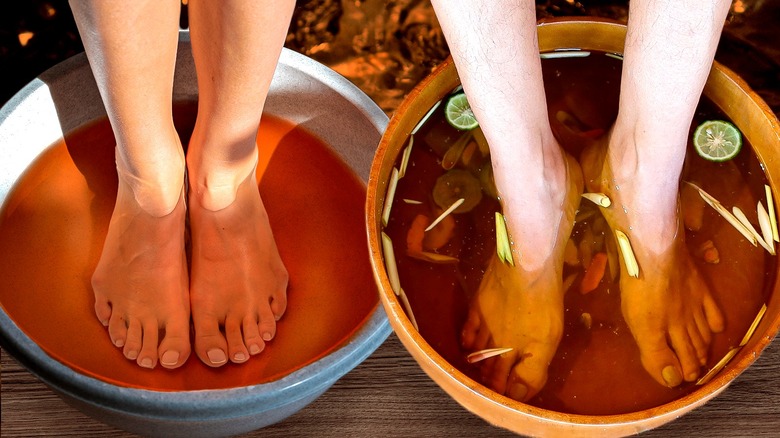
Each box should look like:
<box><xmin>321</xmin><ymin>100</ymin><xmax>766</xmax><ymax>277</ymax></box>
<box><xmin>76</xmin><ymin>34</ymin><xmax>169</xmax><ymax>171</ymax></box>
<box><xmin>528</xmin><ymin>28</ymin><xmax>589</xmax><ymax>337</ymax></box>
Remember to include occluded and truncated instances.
<box><xmin>2</xmin><ymin>331</ymin><xmax>780</xmax><ymax>437</ymax></box>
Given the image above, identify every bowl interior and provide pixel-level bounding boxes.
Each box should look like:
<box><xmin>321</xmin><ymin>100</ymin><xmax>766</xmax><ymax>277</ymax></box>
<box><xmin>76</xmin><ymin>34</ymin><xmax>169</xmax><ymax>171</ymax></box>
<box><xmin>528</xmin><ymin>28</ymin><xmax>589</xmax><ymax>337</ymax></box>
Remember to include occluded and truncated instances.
<box><xmin>0</xmin><ymin>40</ymin><xmax>388</xmax><ymax>391</ymax></box>
<box><xmin>368</xmin><ymin>18</ymin><xmax>780</xmax><ymax>435</ymax></box>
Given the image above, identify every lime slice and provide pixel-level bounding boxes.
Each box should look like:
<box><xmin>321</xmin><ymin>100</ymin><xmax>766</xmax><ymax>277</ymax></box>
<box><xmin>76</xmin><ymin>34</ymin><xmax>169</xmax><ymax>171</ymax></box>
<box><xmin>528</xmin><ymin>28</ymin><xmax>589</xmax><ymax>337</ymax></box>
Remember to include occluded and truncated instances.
<box><xmin>693</xmin><ymin>120</ymin><xmax>742</xmax><ymax>162</ymax></box>
<box><xmin>445</xmin><ymin>93</ymin><xmax>479</xmax><ymax>130</ymax></box>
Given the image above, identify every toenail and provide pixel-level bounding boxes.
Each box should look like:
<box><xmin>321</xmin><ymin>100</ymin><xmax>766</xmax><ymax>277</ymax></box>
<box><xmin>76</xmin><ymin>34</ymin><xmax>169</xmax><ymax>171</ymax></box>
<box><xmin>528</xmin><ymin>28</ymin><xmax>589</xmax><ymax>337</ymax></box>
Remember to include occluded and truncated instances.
<box><xmin>100</xmin><ymin>319</ymin><xmax>109</xmax><ymax>327</ymax></box>
<box><xmin>249</xmin><ymin>344</ymin><xmax>261</xmax><ymax>355</ymax></box>
<box><xmin>114</xmin><ymin>339</ymin><xmax>125</xmax><ymax>348</ymax></box>
<box><xmin>234</xmin><ymin>352</ymin><xmax>247</xmax><ymax>362</ymax></box>
<box><xmin>207</xmin><ymin>348</ymin><xmax>227</xmax><ymax>365</ymax></box>
<box><xmin>508</xmin><ymin>383</ymin><xmax>528</xmax><ymax>402</ymax></box>
<box><xmin>161</xmin><ymin>350</ymin><xmax>180</xmax><ymax>366</ymax></box>
<box><xmin>262</xmin><ymin>332</ymin><xmax>273</xmax><ymax>341</ymax></box>
<box><xmin>127</xmin><ymin>350</ymin><xmax>138</xmax><ymax>360</ymax></box>
<box><xmin>662</xmin><ymin>366</ymin><xmax>683</xmax><ymax>387</ymax></box>
<box><xmin>140</xmin><ymin>357</ymin><xmax>154</xmax><ymax>369</ymax></box>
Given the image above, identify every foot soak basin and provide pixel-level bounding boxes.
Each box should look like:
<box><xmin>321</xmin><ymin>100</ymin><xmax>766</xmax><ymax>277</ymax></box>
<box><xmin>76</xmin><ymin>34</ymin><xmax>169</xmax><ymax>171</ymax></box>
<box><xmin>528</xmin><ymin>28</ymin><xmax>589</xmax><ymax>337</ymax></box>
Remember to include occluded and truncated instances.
<box><xmin>0</xmin><ymin>32</ymin><xmax>390</xmax><ymax>437</ymax></box>
<box><xmin>366</xmin><ymin>18</ymin><xmax>780</xmax><ymax>437</ymax></box>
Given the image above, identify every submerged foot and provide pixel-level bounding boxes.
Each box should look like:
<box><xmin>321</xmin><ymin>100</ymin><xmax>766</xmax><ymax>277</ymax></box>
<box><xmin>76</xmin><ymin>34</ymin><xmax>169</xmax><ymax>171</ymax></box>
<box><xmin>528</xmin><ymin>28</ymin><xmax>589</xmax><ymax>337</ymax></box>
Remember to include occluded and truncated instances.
<box><xmin>188</xmin><ymin>159</ymin><xmax>288</xmax><ymax>367</ymax></box>
<box><xmin>92</xmin><ymin>152</ymin><xmax>191</xmax><ymax>370</ymax></box>
<box><xmin>461</xmin><ymin>153</ymin><xmax>583</xmax><ymax>402</ymax></box>
<box><xmin>581</xmin><ymin>138</ymin><xmax>725</xmax><ymax>387</ymax></box>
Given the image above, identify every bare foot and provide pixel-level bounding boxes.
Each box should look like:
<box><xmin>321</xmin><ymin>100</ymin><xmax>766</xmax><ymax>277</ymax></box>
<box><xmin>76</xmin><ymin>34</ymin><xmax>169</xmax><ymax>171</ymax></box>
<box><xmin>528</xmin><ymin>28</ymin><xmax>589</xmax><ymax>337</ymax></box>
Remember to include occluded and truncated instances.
<box><xmin>92</xmin><ymin>152</ymin><xmax>191</xmax><ymax>370</ymax></box>
<box><xmin>188</xmin><ymin>159</ymin><xmax>288</xmax><ymax>367</ymax></box>
<box><xmin>581</xmin><ymin>139</ymin><xmax>725</xmax><ymax>387</ymax></box>
<box><xmin>462</xmin><ymin>154</ymin><xmax>583</xmax><ymax>402</ymax></box>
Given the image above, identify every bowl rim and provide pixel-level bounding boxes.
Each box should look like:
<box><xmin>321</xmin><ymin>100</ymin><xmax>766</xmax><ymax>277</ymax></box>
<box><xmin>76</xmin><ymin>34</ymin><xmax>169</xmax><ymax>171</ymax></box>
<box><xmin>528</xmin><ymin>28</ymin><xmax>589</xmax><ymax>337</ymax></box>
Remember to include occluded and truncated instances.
<box><xmin>0</xmin><ymin>37</ymin><xmax>392</xmax><ymax>421</ymax></box>
<box><xmin>367</xmin><ymin>16</ymin><xmax>780</xmax><ymax>430</ymax></box>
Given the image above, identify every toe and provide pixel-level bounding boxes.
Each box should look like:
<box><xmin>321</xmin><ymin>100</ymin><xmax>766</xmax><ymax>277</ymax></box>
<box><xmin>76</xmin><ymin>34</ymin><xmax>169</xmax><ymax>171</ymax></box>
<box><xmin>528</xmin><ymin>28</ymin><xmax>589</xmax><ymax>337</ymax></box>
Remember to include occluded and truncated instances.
<box><xmin>194</xmin><ymin>318</ymin><xmax>229</xmax><ymax>367</ymax></box>
<box><xmin>702</xmin><ymin>293</ymin><xmax>725</xmax><ymax>333</ymax></box>
<box><xmin>636</xmin><ymin>331</ymin><xmax>683</xmax><ymax>387</ymax></box>
<box><xmin>669</xmin><ymin>328</ymin><xmax>701</xmax><ymax>382</ymax></box>
<box><xmin>506</xmin><ymin>345</ymin><xmax>550</xmax><ymax>402</ymax></box>
<box><xmin>225</xmin><ymin>317</ymin><xmax>249</xmax><ymax>363</ymax></box>
<box><xmin>258</xmin><ymin>305</ymin><xmax>277</xmax><ymax>342</ymax></box>
<box><xmin>270</xmin><ymin>289</ymin><xmax>287</xmax><ymax>321</ymax></box>
<box><xmin>687</xmin><ymin>322</ymin><xmax>709</xmax><ymax>366</ymax></box>
<box><xmin>158</xmin><ymin>317</ymin><xmax>191</xmax><ymax>369</ymax></box>
<box><xmin>488</xmin><ymin>354</ymin><xmax>514</xmax><ymax>395</ymax></box>
<box><xmin>123</xmin><ymin>318</ymin><xmax>142</xmax><ymax>361</ymax></box>
<box><xmin>94</xmin><ymin>298</ymin><xmax>111</xmax><ymax>326</ymax></box>
<box><xmin>137</xmin><ymin>320</ymin><xmax>159</xmax><ymax>369</ymax></box>
<box><xmin>461</xmin><ymin>309</ymin><xmax>481</xmax><ymax>350</ymax></box>
<box><xmin>243</xmin><ymin>316</ymin><xmax>265</xmax><ymax>355</ymax></box>
<box><xmin>108</xmin><ymin>314</ymin><xmax>127</xmax><ymax>348</ymax></box>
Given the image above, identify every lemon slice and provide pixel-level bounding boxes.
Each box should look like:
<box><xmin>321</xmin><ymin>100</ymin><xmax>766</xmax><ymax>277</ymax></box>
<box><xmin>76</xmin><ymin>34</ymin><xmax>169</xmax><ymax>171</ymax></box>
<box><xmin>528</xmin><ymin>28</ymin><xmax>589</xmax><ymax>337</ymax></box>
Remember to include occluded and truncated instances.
<box><xmin>693</xmin><ymin>120</ymin><xmax>742</xmax><ymax>162</ymax></box>
<box><xmin>445</xmin><ymin>93</ymin><xmax>479</xmax><ymax>130</ymax></box>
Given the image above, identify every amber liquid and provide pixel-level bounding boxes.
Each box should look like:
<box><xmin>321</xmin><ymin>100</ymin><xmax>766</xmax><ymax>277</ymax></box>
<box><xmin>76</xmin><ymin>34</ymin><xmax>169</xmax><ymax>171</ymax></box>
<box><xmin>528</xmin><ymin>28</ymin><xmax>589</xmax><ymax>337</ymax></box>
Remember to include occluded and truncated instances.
<box><xmin>0</xmin><ymin>104</ymin><xmax>379</xmax><ymax>391</ymax></box>
<box><xmin>385</xmin><ymin>53</ymin><xmax>772</xmax><ymax>415</ymax></box>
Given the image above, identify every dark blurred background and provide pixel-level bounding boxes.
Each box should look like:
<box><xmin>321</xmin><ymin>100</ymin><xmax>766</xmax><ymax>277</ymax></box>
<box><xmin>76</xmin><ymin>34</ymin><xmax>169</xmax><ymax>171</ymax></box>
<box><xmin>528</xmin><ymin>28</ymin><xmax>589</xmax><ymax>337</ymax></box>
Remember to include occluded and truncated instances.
<box><xmin>1</xmin><ymin>0</ymin><xmax>778</xmax><ymax>115</ymax></box>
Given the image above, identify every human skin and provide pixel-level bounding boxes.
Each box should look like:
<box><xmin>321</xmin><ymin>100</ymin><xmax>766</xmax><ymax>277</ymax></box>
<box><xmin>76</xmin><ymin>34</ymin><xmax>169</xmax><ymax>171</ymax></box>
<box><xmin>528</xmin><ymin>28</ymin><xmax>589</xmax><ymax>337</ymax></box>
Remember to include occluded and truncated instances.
<box><xmin>430</xmin><ymin>0</ymin><xmax>730</xmax><ymax>400</ymax></box>
<box><xmin>69</xmin><ymin>0</ymin><xmax>294</xmax><ymax>369</ymax></box>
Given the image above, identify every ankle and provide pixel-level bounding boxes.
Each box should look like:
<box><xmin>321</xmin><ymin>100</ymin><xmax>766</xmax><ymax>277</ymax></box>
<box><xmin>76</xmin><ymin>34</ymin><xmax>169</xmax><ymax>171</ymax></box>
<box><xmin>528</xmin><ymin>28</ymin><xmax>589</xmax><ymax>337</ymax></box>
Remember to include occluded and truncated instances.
<box><xmin>116</xmin><ymin>150</ymin><xmax>185</xmax><ymax>217</ymax></box>
<box><xmin>187</xmin><ymin>153</ymin><xmax>258</xmax><ymax>211</ymax></box>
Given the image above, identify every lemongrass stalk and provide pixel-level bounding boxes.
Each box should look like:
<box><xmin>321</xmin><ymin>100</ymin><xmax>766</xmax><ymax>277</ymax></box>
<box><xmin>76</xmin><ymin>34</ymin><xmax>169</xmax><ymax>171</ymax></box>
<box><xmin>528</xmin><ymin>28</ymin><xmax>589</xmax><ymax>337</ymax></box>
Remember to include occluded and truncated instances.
<box><xmin>757</xmin><ymin>202</ymin><xmax>776</xmax><ymax>255</ymax></box>
<box><xmin>398</xmin><ymin>135</ymin><xmax>414</xmax><ymax>178</ymax></box>
<box><xmin>426</xmin><ymin>198</ymin><xmax>465</xmax><ymax>232</ymax></box>
<box><xmin>381</xmin><ymin>167</ymin><xmax>400</xmax><ymax>227</ymax></box>
<box><xmin>381</xmin><ymin>232</ymin><xmax>401</xmax><ymax>296</ymax></box>
<box><xmin>739</xmin><ymin>304</ymin><xmax>767</xmax><ymax>347</ymax></box>
<box><xmin>466</xmin><ymin>347</ymin><xmax>514</xmax><ymax>364</ymax></box>
<box><xmin>582</xmin><ymin>192</ymin><xmax>612</xmax><ymax>208</ymax></box>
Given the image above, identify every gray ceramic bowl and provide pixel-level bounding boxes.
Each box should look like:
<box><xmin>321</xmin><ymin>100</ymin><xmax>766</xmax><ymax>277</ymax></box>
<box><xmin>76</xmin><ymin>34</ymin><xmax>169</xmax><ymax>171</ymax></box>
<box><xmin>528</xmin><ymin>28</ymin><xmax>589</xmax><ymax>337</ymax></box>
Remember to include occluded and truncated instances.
<box><xmin>0</xmin><ymin>31</ymin><xmax>390</xmax><ymax>437</ymax></box>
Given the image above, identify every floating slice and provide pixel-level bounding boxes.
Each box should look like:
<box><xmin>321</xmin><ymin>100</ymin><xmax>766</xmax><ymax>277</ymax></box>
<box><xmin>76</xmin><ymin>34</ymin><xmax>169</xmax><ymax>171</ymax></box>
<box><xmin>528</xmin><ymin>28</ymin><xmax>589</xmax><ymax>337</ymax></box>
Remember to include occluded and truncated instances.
<box><xmin>540</xmin><ymin>50</ymin><xmax>591</xmax><ymax>59</ymax></box>
<box><xmin>615</xmin><ymin>230</ymin><xmax>639</xmax><ymax>278</ymax></box>
<box><xmin>582</xmin><ymin>192</ymin><xmax>612</xmax><ymax>208</ymax></box>
<box><xmin>687</xmin><ymin>181</ymin><xmax>757</xmax><ymax>247</ymax></box>
<box><xmin>399</xmin><ymin>135</ymin><xmax>414</xmax><ymax>178</ymax></box>
<box><xmin>407</xmin><ymin>251</ymin><xmax>459</xmax><ymax>264</ymax></box>
<box><xmin>739</xmin><ymin>303</ymin><xmax>767</xmax><ymax>347</ymax></box>
<box><xmin>426</xmin><ymin>198</ymin><xmax>465</xmax><ymax>232</ymax></box>
<box><xmin>433</xmin><ymin>169</ymin><xmax>483</xmax><ymax>213</ymax></box>
<box><xmin>466</xmin><ymin>347</ymin><xmax>514</xmax><ymax>364</ymax></box>
<box><xmin>732</xmin><ymin>206</ymin><xmax>772</xmax><ymax>253</ymax></box>
<box><xmin>693</xmin><ymin>120</ymin><xmax>742</xmax><ymax>162</ymax></box>
<box><xmin>402</xmin><ymin>199</ymin><xmax>422</xmax><ymax>205</ymax></box>
<box><xmin>445</xmin><ymin>93</ymin><xmax>479</xmax><ymax>130</ymax></box>
<box><xmin>766</xmin><ymin>185</ymin><xmax>779</xmax><ymax>242</ymax></box>
<box><xmin>696</xmin><ymin>347</ymin><xmax>740</xmax><ymax>386</ymax></box>
<box><xmin>757</xmin><ymin>202</ymin><xmax>776</xmax><ymax>255</ymax></box>
<box><xmin>381</xmin><ymin>232</ymin><xmax>401</xmax><ymax>296</ymax></box>
<box><xmin>398</xmin><ymin>288</ymin><xmax>419</xmax><ymax>331</ymax></box>
<box><xmin>381</xmin><ymin>167</ymin><xmax>400</xmax><ymax>227</ymax></box>
<box><xmin>412</xmin><ymin>99</ymin><xmax>442</xmax><ymax>135</ymax></box>
<box><xmin>495</xmin><ymin>212</ymin><xmax>515</xmax><ymax>266</ymax></box>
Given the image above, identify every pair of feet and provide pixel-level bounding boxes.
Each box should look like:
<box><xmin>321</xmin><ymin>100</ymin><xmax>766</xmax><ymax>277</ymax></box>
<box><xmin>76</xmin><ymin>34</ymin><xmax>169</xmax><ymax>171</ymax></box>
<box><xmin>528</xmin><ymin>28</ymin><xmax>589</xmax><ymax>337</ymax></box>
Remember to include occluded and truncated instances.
<box><xmin>92</xmin><ymin>150</ymin><xmax>287</xmax><ymax>370</ymax></box>
<box><xmin>462</xmin><ymin>138</ymin><xmax>725</xmax><ymax>402</ymax></box>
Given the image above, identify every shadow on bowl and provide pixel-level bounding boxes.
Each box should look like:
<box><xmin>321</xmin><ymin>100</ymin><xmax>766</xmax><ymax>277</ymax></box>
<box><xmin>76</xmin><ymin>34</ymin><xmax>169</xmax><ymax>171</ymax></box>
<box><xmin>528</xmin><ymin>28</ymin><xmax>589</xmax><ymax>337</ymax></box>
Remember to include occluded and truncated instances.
<box><xmin>0</xmin><ymin>31</ymin><xmax>391</xmax><ymax>438</ymax></box>
<box><xmin>367</xmin><ymin>18</ymin><xmax>780</xmax><ymax>437</ymax></box>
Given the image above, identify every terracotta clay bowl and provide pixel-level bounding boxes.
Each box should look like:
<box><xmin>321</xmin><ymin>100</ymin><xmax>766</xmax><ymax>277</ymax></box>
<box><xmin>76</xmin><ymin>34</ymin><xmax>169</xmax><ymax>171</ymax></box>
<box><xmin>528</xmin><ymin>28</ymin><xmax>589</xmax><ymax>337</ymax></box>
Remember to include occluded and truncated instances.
<box><xmin>0</xmin><ymin>31</ymin><xmax>391</xmax><ymax>437</ymax></box>
<box><xmin>366</xmin><ymin>18</ymin><xmax>780</xmax><ymax>437</ymax></box>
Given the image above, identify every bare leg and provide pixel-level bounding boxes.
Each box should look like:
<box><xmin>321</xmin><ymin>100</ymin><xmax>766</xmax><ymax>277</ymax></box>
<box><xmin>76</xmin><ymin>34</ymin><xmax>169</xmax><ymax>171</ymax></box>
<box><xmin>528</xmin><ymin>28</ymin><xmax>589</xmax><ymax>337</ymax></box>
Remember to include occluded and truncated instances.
<box><xmin>581</xmin><ymin>0</ymin><xmax>730</xmax><ymax>386</ymax></box>
<box><xmin>70</xmin><ymin>0</ymin><xmax>190</xmax><ymax>369</ymax></box>
<box><xmin>187</xmin><ymin>0</ymin><xmax>294</xmax><ymax>367</ymax></box>
<box><xmin>431</xmin><ymin>0</ymin><xmax>582</xmax><ymax>401</ymax></box>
